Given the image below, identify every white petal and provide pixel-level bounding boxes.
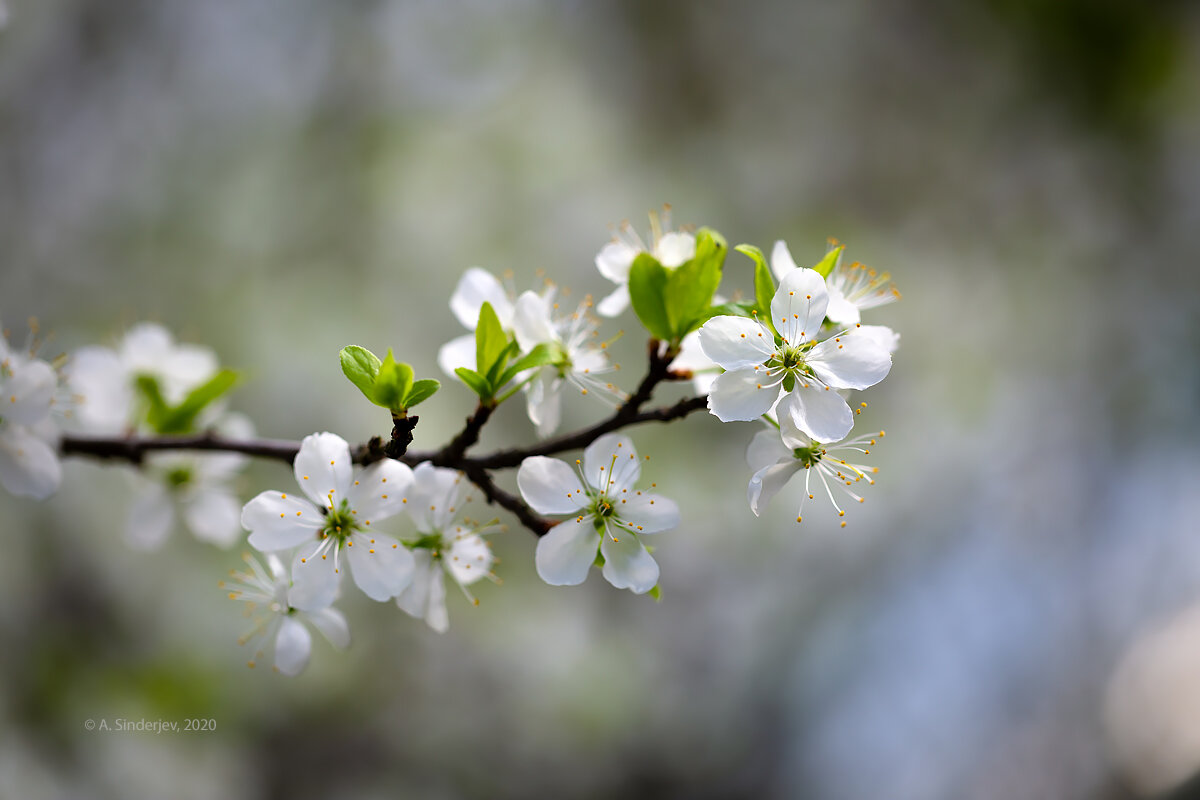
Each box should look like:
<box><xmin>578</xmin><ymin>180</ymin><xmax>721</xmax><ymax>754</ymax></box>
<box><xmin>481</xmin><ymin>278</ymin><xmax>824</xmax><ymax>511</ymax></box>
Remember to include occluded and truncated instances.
<box><xmin>119</xmin><ymin>323</ymin><xmax>174</xmax><ymax>371</ymax></box>
<box><xmin>182</xmin><ymin>487</ymin><xmax>243</xmax><ymax>547</ymax></box>
<box><xmin>594</xmin><ymin>240</ymin><xmax>638</xmax><ymax>283</ymax></box>
<box><xmin>747</xmin><ymin>428</ymin><xmax>793</xmax><ymax>472</ymax></box>
<box><xmin>4</xmin><ymin>359</ymin><xmax>56</xmax><ymax>425</ymax></box>
<box><xmin>242</xmin><ymin>491</ymin><xmax>323</xmax><ymax>551</ymax></box>
<box><xmin>525</xmin><ymin>372</ymin><xmax>562</xmax><ymax>438</ymax></box>
<box><xmin>437</xmin><ymin>334</ymin><xmax>477</xmax><ymax>376</ymax></box>
<box><xmin>273</xmin><ymin>617</ymin><xmax>312</xmax><ymax>676</ymax></box>
<box><xmin>856</xmin><ymin>324</ymin><xmax>900</xmax><ymax>354</ymax></box>
<box><xmin>771</xmin><ymin>268</ymin><xmax>829</xmax><ymax>346</ymax></box>
<box><xmin>445</xmin><ymin>532</ymin><xmax>492</xmax><ymax>586</ymax></box>
<box><xmin>0</xmin><ymin>425</ymin><xmax>61</xmax><ymax>499</ymax></box>
<box><xmin>616</xmin><ymin>493</ymin><xmax>679</xmax><ymax>534</ymax></box>
<box><xmin>511</xmin><ymin>291</ymin><xmax>557</xmax><ymax>351</ymax></box>
<box><xmin>583</xmin><ymin>433</ymin><xmax>640</xmax><ymax>495</ymax></box>
<box><xmin>655</xmin><ymin>231</ymin><xmax>696</xmax><ymax>268</ymax></box>
<box><xmin>778</xmin><ymin>385</ymin><xmax>854</xmax><ymax>445</ymax></box>
<box><xmin>770</xmin><ymin>239</ymin><xmax>799</xmax><ymax>280</ymax></box>
<box><xmin>403</xmin><ymin>462</ymin><xmax>466</xmax><ymax>532</ymax></box>
<box><xmin>126</xmin><ymin>482</ymin><xmax>175</xmax><ymax>550</ymax></box>
<box><xmin>535</xmin><ymin>516</ymin><xmax>599</xmax><ymax>586</ymax></box>
<box><xmin>292</xmin><ymin>432</ymin><xmax>353</xmax><ymax>508</ymax></box>
<box><xmin>670</xmin><ymin>331</ymin><xmax>715</xmax><ymax>372</ymax></box>
<box><xmin>424</xmin><ymin>568</ymin><xmax>449</xmax><ymax>633</ymax></box>
<box><xmin>807</xmin><ymin>333</ymin><xmax>891</xmax><ymax>390</ymax></box>
<box><xmin>697</xmin><ymin>316</ymin><xmax>775</xmax><ymax>370</ymax></box>
<box><xmin>599</xmin><ymin>529</ymin><xmax>659</xmax><ymax>594</ymax></box>
<box><xmin>747</xmin><ymin>461</ymin><xmax>803</xmax><ymax>516</ymax></box>
<box><xmin>450</xmin><ymin>267</ymin><xmax>513</xmax><ymax>330</ymax></box>
<box><xmin>824</xmin><ymin>286</ymin><xmax>861</xmax><ymax>325</ymax></box>
<box><xmin>67</xmin><ymin>346</ymin><xmax>131</xmax><ymax>432</ymax></box>
<box><xmin>347</xmin><ymin>459</ymin><xmax>414</xmax><ymax>521</ymax></box>
<box><xmin>596</xmin><ymin>285</ymin><xmax>631</xmax><ymax>318</ymax></box>
<box><xmin>707</xmin><ymin>368</ymin><xmax>780</xmax><ymax>422</ymax></box>
<box><xmin>346</xmin><ymin>532</ymin><xmax>414</xmax><ymax>601</ymax></box>
<box><xmin>517</xmin><ymin>456</ymin><xmax>586</xmax><ymax>514</ymax></box>
<box><xmin>289</xmin><ymin>542</ymin><xmax>341</xmax><ymax>611</ymax></box>
<box><xmin>305</xmin><ymin>607</ymin><xmax>350</xmax><ymax>649</ymax></box>
<box><xmin>395</xmin><ymin>550</ymin><xmax>435</xmax><ymax>618</ymax></box>
<box><xmin>160</xmin><ymin>344</ymin><xmax>219</xmax><ymax>404</ymax></box>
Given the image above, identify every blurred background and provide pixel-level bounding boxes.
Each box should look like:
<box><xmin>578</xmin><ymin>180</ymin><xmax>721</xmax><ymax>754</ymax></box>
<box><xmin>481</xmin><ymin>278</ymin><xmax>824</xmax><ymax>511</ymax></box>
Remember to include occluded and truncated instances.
<box><xmin>2</xmin><ymin>0</ymin><xmax>1199</xmax><ymax>797</ymax></box>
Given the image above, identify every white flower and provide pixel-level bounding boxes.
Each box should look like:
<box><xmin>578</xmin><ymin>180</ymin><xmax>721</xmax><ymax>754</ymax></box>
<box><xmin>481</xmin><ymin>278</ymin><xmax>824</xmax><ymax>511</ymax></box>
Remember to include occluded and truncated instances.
<box><xmin>511</xmin><ymin>291</ymin><xmax>622</xmax><ymax>437</ymax></box>
<box><xmin>241</xmin><ymin>432</ymin><xmax>416</xmax><ymax>610</ymax></box>
<box><xmin>696</xmin><ymin>267</ymin><xmax>892</xmax><ymax>444</ymax></box>
<box><xmin>394</xmin><ymin>463</ymin><xmax>498</xmax><ymax>632</ymax></box>
<box><xmin>222</xmin><ymin>553</ymin><xmax>351</xmax><ymax>675</ymax></box>
<box><xmin>437</xmin><ymin>267</ymin><xmax>518</xmax><ymax>376</ymax></box>
<box><xmin>746</xmin><ymin>426</ymin><xmax>882</xmax><ymax>526</ymax></box>
<box><xmin>0</xmin><ymin>335</ymin><xmax>63</xmax><ymax>499</ymax></box>
<box><xmin>594</xmin><ymin>207</ymin><xmax>696</xmax><ymax>317</ymax></box>
<box><xmin>68</xmin><ymin>323</ymin><xmax>219</xmax><ymax>433</ymax></box>
<box><xmin>771</xmin><ymin>240</ymin><xmax>901</xmax><ymax>327</ymax></box>
<box><xmin>126</xmin><ymin>415</ymin><xmax>255</xmax><ymax>550</ymax></box>
<box><xmin>668</xmin><ymin>330</ymin><xmax>719</xmax><ymax>395</ymax></box>
<box><xmin>517</xmin><ymin>434</ymin><xmax>678</xmax><ymax>594</ymax></box>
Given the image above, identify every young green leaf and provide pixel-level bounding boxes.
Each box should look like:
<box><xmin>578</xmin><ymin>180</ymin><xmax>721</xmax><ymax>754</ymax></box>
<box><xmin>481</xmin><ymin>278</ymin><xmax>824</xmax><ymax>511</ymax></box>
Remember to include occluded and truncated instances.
<box><xmin>454</xmin><ymin>367</ymin><xmax>493</xmax><ymax>400</ymax></box>
<box><xmin>150</xmin><ymin>370</ymin><xmax>239</xmax><ymax>434</ymax></box>
<box><xmin>340</xmin><ymin>345</ymin><xmax>382</xmax><ymax>401</ymax></box>
<box><xmin>628</xmin><ymin>253</ymin><xmax>672</xmax><ymax>341</ymax></box>
<box><xmin>404</xmin><ymin>379</ymin><xmax>441</xmax><ymax>408</ymax></box>
<box><xmin>475</xmin><ymin>301</ymin><xmax>508</xmax><ymax>377</ymax></box>
<box><xmin>811</xmin><ymin>243</ymin><xmax>845</xmax><ymax>279</ymax></box>
<box><xmin>485</xmin><ymin>340</ymin><xmax>520</xmax><ymax>387</ymax></box>
<box><xmin>735</xmin><ymin>244</ymin><xmax>776</xmax><ymax>316</ymax></box>
<box><xmin>664</xmin><ymin>227</ymin><xmax>726</xmax><ymax>335</ymax></box>
<box><xmin>373</xmin><ymin>350</ymin><xmax>414</xmax><ymax>411</ymax></box>
<box><xmin>496</xmin><ymin>342</ymin><xmax>559</xmax><ymax>388</ymax></box>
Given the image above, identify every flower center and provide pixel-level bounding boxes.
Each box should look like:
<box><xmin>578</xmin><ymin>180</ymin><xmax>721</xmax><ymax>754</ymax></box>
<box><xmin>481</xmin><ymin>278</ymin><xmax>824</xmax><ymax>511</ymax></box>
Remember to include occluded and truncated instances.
<box><xmin>793</xmin><ymin>445</ymin><xmax>825</xmax><ymax>468</ymax></box>
<box><xmin>165</xmin><ymin>466</ymin><xmax>193</xmax><ymax>489</ymax></box>
<box><xmin>321</xmin><ymin>500</ymin><xmax>360</xmax><ymax>544</ymax></box>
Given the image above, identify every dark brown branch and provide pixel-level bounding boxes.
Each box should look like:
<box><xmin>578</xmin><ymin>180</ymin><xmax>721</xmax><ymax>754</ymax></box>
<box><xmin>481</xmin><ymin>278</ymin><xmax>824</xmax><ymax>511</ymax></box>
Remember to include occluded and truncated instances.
<box><xmin>460</xmin><ymin>464</ymin><xmax>553</xmax><ymax>537</ymax></box>
<box><xmin>433</xmin><ymin>403</ymin><xmax>494</xmax><ymax>463</ymax></box>
<box><xmin>61</xmin><ymin>432</ymin><xmax>301</xmax><ymax>465</ymax></box>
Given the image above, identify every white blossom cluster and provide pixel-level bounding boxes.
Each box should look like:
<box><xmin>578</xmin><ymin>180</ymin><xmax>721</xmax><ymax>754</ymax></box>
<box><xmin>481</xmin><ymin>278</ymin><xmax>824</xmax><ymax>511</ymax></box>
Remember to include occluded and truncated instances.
<box><xmin>1</xmin><ymin>207</ymin><xmax>901</xmax><ymax>675</ymax></box>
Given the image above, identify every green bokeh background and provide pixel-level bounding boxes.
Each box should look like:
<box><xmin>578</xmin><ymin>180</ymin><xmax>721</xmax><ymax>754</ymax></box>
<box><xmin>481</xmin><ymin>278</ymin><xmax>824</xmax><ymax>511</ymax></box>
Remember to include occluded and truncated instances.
<box><xmin>2</xmin><ymin>1</ymin><xmax>1199</xmax><ymax>798</ymax></box>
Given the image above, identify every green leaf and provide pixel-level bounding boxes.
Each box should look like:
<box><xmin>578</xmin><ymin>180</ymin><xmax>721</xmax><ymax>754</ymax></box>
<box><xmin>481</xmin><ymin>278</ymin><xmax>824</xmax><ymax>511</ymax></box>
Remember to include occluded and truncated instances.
<box><xmin>150</xmin><ymin>370</ymin><xmax>239</xmax><ymax>434</ymax></box>
<box><xmin>496</xmin><ymin>342</ymin><xmax>558</xmax><ymax>388</ymax></box>
<box><xmin>485</xmin><ymin>340</ymin><xmax>519</xmax><ymax>387</ymax></box>
<box><xmin>373</xmin><ymin>350</ymin><xmax>413</xmax><ymax>411</ymax></box>
<box><xmin>340</xmin><ymin>346</ymin><xmax>382</xmax><ymax>401</ymax></box>
<box><xmin>736</xmin><ymin>243</ymin><xmax>777</xmax><ymax>317</ymax></box>
<box><xmin>455</xmin><ymin>367</ymin><xmax>493</xmax><ymax>400</ymax></box>
<box><xmin>403</xmin><ymin>379</ymin><xmax>440</xmax><ymax>408</ymax></box>
<box><xmin>475</xmin><ymin>301</ymin><xmax>508</xmax><ymax>376</ymax></box>
<box><xmin>811</xmin><ymin>243</ymin><xmax>845</xmax><ymax>279</ymax></box>
<box><xmin>698</xmin><ymin>301</ymin><xmax>758</xmax><ymax>324</ymax></box>
<box><xmin>664</xmin><ymin>227</ymin><xmax>726</xmax><ymax>336</ymax></box>
<box><xmin>648</xmin><ymin>584</ymin><xmax>662</xmax><ymax>602</ymax></box>
<box><xmin>628</xmin><ymin>253</ymin><xmax>672</xmax><ymax>340</ymax></box>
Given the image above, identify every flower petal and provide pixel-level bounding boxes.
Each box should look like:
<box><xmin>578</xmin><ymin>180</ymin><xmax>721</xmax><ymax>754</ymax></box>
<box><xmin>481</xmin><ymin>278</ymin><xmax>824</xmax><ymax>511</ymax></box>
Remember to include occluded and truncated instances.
<box><xmin>305</xmin><ymin>607</ymin><xmax>350</xmax><ymax>649</ymax></box>
<box><xmin>584</xmin><ymin>433</ymin><xmax>640</xmax><ymax>495</ymax></box>
<box><xmin>616</xmin><ymin>493</ymin><xmax>678</xmax><ymax>534</ymax></box>
<box><xmin>824</xmin><ymin>285</ymin><xmax>861</xmax><ymax>325</ymax></box>
<box><xmin>697</xmin><ymin>316</ymin><xmax>775</xmax><ymax>370</ymax></box>
<box><xmin>599</xmin><ymin>529</ymin><xmax>659</xmax><ymax>594</ymax></box>
<box><xmin>273</xmin><ymin>617</ymin><xmax>312</xmax><ymax>676</ymax></box>
<box><xmin>746</xmin><ymin>428</ymin><xmax>793</xmax><ymax>473</ymax></box>
<box><xmin>348</xmin><ymin>459</ymin><xmax>414</xmax><ymax>522</ymax></box>
<box><xmin>517</xmin><ymin>456</ymin><xmax>587</xmax><ymax>514</ymax></box>
<box><xmin>525</xmin><ymin>372</ymin><xmax>563</xmax><ymax>438</ymax></box>
<box><xmin>160</xmin><ymin>344</ymin><xmax>219</xmax><ymax>403</ymax></box>
<box><xmin>437</xmin><ymin>334</ymin><xmax>477</xmax><ymax>377</ymax></box>
<box><xmin>445</xmin><ymin>531</ymin><xmax>492</xmax><ymax>585</ymax></box>
<box><xmin>293</xmin><ymin>432</ymin><xmax>353</xmax><ymax>508</ymax></box>
<box><xmin>535</xmin><ymin>516</ymin><xmax>599</xmax><ymax>586</ymax></box>
<box><xmin>126</xmin><ymin>482</ymin><xmax>175</xmax><ymax>550</ymax></box>
<box><xmin>424</xmin><ymin>568</ymin><xmax>449</xmax><ymax>633</ymax></box>
<box><xmin>595</xmin><ymin>240</ymin><xmax>638</xmax><ymax>283</ymax></box>
<box><xmin>856</xmin><ymin>324</ymin><xmax>900</xmax><ymax>355</ymax></box>
<box><xmin>182</xmin><ymin>486</ymin><xmax>243</xmax><ymax>547</ymax></box>
<box><xmin>655</xmin><ymin>231</ymin><xmax>696</xmax><ymax>268</ymax></box>
<box><xmin>346</xmin><ymin>532</ymin><xmax>414</xmax><ymax>601</ymax></box>
<box><xmin>289</xmin><ymin>542</ymin><xmax>341</xmax><ymax>611</ymax></box>
<box><xmin>450</xmin><ymin>267</ymin><xmax>513</xmax><ymax>330</ymax></box>
<box><xmin>67</xmin><ymin>346</ymin><xmax>131</xmax><ymax>432</ymax></box>
<box><xmin>242</xmin><ymin>491</ymin><xmax>323</xmax><ymax>551</ymax></box>
<box><xmin>4</xmin><ymin>359</ymin><xmax>56</xmax><ymax>425</ymax></box>
<box><xmin>771</xmin><ymin>268</ymin><xmax>829</xmax><ymax>347</ymax></box>
<box><xmin>596</xmin><ymin>285</ymin><xmax>631</xmax><ymax>318</ymax></box>
<box><xmin>770</xmin><ymin>239</ymin><xmax>799</xmax><ymax>280</ymax></box>
<box><xmin>0</xmin><ymin>425</ymin><xmax>61</xmax><ymax>500</ymax></box>
<box><xmin>512</xmin><ymin>291</ymin><xmax>557</xmax><ymax>352</ymax></box>
<box><xmin>807</xmin><ymin>332</ymin><xmax>892</xmax><ymax>390</ymax></box>
<box><xmin>403</xmin><ymin>462</ymin><xmax>466</xmax><ymax>532</ymax></box>
<box><xmin>778</xmin><ymin>385</ymin><xmax>854</xmax><ymax>445</ymax></box>
<box><xmin>747</xmin><ymin>461</ymin><xmax>803</xmax><ymax>516</ymax></box>
<box><xmin>707</xmin><ymin>368</ymin><xmax>780</xmax><ymax>422</ymax></box>
<box><xmin>395</xmin><ymin>550</ymin><xmax>435</xmax><ymax>619</ymax></box>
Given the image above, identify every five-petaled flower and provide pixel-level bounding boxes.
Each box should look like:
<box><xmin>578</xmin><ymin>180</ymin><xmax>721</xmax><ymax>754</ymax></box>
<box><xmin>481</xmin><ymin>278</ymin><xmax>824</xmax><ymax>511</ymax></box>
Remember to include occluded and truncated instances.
<box><xmin>517</xmin><ymin>434</ymin><xmax>678</xmax><ymax>594</ymax></box>
<box><xmin>241</xmin><ymin>432</ymin><xmax>416</xmax><ymax>609</ymax></box>
<box><xmin>697</xmin><ymin>264</ymin><xmax>892</xmax><ymax>444</ymax></box>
